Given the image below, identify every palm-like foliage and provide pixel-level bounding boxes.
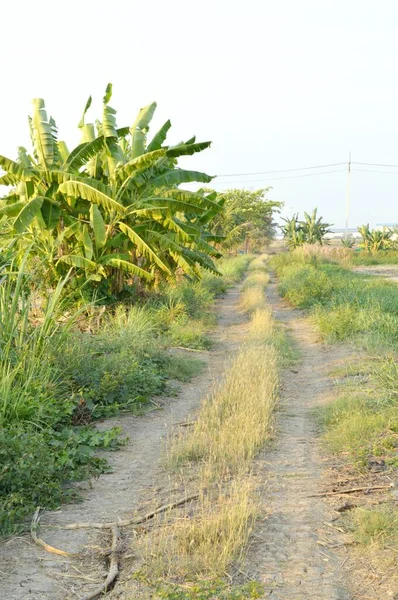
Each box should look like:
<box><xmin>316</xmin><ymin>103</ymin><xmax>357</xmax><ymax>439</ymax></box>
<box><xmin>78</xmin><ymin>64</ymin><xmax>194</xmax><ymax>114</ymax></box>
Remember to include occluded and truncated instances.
<box><xmin>281</xmin><ymin>209</ymin><xmax>332</xmax><ymax>248</ymax></box>
<box><xmin>0</xmin><ymin>85</ymin><xmax>223</xmax><ymax>291</ymax></box>
<box><xmin>358</xmin><ymin>224</ymin><xmax>393</xmax><ymax>252</ymax></box>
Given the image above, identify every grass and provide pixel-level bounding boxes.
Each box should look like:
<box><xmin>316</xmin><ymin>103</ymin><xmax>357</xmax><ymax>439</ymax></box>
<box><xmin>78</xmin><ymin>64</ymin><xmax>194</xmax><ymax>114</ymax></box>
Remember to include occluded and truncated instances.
<box><xmin>168</xmin><ymin>343</ymin><xmax>279</xmax><ymax>479</ymax></box>
<box><xmin>0</xmin><ymin>254</ymin><xmax>250</xmax><ymax>536</ymax></box>
<box><xmin>351</xmin><ymin>506</ymin><xmax>398</xmax><ymax>547</ymax></box>
<box><xmin>351</xmin><ymin>249</ymin><xmax>398</xmax><ymax>265</ymax></box>
<box><xmin>272</xmin><ymin>252</ymin><xmax>398</xmax><ymax>349</ymax></box>
<box><xmin>272</xmin><ymin>247</ymin><xmax>398</xmax><ymax>585</ymax></box>
<box><xmin>145</xmin><ymin>478</ymin><xmax>257</xmax><ymax>579</ymax></box>
<box><xmin>317</xmin><ymin>357</ymin><xmax>398</xmax><ymax>469</ymax></box>
<box><xmin>137</xmin><ymin>255</ymin><xmax>293</xmax><ymax>586</ymax></box>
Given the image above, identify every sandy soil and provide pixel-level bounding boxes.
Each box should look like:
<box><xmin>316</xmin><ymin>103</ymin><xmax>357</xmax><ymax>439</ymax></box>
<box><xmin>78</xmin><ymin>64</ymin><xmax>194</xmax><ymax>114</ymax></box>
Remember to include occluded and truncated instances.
<box><xmin>352</xmin><ymin>264</ymin><xmax>398</xmax><ymax>282</ymax></box>
<box><xmin>243</xmin><ymin>278</ymin><xmax>353</xmax><ymax>599</ymax></box>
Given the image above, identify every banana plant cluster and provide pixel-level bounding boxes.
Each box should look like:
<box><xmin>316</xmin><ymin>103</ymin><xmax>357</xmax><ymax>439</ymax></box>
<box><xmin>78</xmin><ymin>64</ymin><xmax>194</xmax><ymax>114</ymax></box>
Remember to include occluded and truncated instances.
<box><xmin>0</xmin><ymin>85</ymin><xmax>223</xmax><ymax>290</ymax></box>
<box><xmin>357</xmin><ymin>224</ymin><xmax>394</xmax><ymax>252</ymax></box>
<box><xmin>281</xmin><ymin>209</ymin><xmax>332</xmax><ymax>248</ymax></box>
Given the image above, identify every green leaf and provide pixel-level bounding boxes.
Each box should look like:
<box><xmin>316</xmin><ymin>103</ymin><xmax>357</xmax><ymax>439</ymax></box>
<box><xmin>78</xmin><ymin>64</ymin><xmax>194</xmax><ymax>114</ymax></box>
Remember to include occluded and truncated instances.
<box><xmin>131</xmin><ymin>102</ymin><xmax>157</xmax><ymax>131</ymax></box>
<box><xmin>99</xmin><ymin>254</ymin><xmax>153</xmax><ymax>280</ymax></box>
<box><xmin>0</xmin><ymin>155</ymin><xmax>36</xmax><ymax>181</ymax></box>
<box><xmin>118</xmin><ymin>222</ymin><xmax>171</xmax><ymax>274</ymax></box>
<box><xmin>78</xmin><ymin>96</ymin><xmax>92</xmax><ymax>129</ymax></box>
<box><xmin>133</xmin><ymin>197</ymin><xmax>205</xmax><ymax>215</ymax></box>
<box><xmin>58</xmin><ymin>254</ymin><xmax>98</xmax><ymax>272</ymax></box>
<box><xmin>103</xmin><ymin>83</ymin><xmax>113</xmax><ymax>105</ymax></box>
<box><xmin>82</xmin><ymin>224</ymin><xmax>93</xmax><ymax>260</ymax></box>
<box><xmin>41</xmin><ymin>199</ymin><xmax>61</xmax><ymax>229</ymax></box>
<box><xmin>0</xmin><ymin>173</ymin><xmax>19</xmax><ymax>186</ymax></box>
<box><xmin>147</xmin><ymin>120</ymin><xmax>171</xmax><ymax>151</ymax></box>
<box><xmin>162</xmin><ymin>189</ymin><xmax>220</xmax><ymax>210</ymax></box>
<box><xmin>0</xmin><ymin>200</ymin><xmax>27</xmax><ymax>217</ymax></box>
<box><xmin>14</xmin><ymin>196</ymin><xmax>44</xmax><ymax>233</ymax></box>
<box><xmin>165</xmin><ymin>141</ymin><xmax>212</xmax><ymax>158</ymax></box>
<box><xmin>117</xmin><ymin>149</ymin><xmax>166</xmax><ymax>181</ymax></box>
<box><xmin>57</xmin><ymin>141</ymin><xmax>70</xmax><ymax>163</ymax></box>
<box><xmin>31</xmin><ymin>99</ymin><xmax>55</xmax><ymax>168</ymax></box>
<box><xmin>90</xmin><ymin>204</ymin><xmax>106</xmax><ymax>248</ymax></box>
<box><xmin>59</xmin><ymin>179</ymin><xmax>126</xmax><ymax>214</ymax></box>
<box><xmin>145</xmin><ymin>169</ymin><xmax>214</xmax><ymax>190</ymax></box>
<box><xmin>131</xmin><ymin>128</ymin><xmax>146</xmax><ymax>159</ymax></box>
<box><xmin>65</xmin><ymin>136</ymin><xmax>107</xmax><ymax>171</ymax></box>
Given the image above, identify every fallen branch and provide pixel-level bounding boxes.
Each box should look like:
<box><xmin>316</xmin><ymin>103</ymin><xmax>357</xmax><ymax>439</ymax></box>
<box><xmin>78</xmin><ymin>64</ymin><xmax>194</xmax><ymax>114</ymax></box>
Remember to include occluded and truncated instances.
<box><xmin>78</xmin><ymin>526</ymin><xmax>119</xmax><ymax>600</ymax></box>
<box><xmin>56</xmin><ymin>493</ymin><xmax>199</xmax><ymax>531</ymax></box>
<box><xmin>310</xmin><ymin>484</ymin><xmax>393</xmax><ymax>498</ymax></box>
<box><xmin>170</xmin><ymin>346</ymin><xmax>210</xmax><ymax>353</ymax></box>
<box><xmin>30</xmin><ymin>508</ymin><xmax>73</xmax><ymax>557</ymax></box>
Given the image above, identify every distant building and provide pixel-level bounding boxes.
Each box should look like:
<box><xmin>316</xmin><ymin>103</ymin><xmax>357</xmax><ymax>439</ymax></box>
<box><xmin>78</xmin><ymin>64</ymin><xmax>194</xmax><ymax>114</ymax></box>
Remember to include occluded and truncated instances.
<box><xmin>375</xmin><ymin>223</ymin><xmax>398</xmax><ymax>231</ymax></box>
<box><xmin>324</xmin><ymin>228</ymin><xmax>361</xmax><ymax>240</ymax></box>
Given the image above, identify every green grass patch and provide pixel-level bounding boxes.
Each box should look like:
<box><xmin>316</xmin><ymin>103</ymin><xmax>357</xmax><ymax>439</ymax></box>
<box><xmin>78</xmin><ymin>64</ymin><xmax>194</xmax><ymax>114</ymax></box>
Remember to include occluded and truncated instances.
<box><xmin>272</xmin><ymin>254</ymin><xmax>398</xmax><ymax>349</ymax></box>
<box><xmin>351</xmin><ymin>250</ymin><xmax>398</xmax><ymax>265</ymax></box>
<box><xmin>164</xmin><ymin>356</ymin><xmax>205</xmax><ymax>382</ymax></box>
<box><xmin>351</xmin><ymin>506</ymin><xmax>398</xmax><ymax>547</ymax></box>
<box><xmin>316</xmin><ymin>357</ymin><xmax>398</xmax><ymax>468</ymax></box>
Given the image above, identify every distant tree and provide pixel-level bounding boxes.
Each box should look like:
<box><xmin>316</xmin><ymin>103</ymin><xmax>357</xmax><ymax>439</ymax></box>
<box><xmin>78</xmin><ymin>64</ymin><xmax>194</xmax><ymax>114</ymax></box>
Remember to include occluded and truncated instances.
<box><xmin>210</xmin><ymin>188</ymin><xmax>283</xmax><ymax>252</ymax></box>
<box><xmin>281</xmin><ymin>208</ymin><xmax>332</xmax><ymax>249</ymax></box>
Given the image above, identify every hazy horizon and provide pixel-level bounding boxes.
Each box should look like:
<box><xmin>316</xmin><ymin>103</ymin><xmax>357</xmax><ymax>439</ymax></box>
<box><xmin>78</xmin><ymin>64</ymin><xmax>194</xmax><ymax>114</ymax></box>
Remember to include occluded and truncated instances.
<box><xmin>0</xmin><ymin>0</ymin><xmax>397</xmax><ymax>228</ymax></box>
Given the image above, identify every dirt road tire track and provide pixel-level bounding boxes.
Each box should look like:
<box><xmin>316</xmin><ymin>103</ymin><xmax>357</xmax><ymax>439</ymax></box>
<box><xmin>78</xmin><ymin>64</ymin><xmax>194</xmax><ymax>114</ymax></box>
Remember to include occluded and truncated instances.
<box><xmin>244</xmin><ymin>278</ymin><xmax>352</xmax><ymax>599</ymax></box>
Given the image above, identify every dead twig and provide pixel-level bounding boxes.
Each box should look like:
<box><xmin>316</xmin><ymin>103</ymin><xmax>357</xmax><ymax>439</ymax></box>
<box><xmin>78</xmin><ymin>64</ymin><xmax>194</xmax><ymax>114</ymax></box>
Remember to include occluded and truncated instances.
<box><xmin>78</xmin><ymin>526</ymin><xmax>119</xmax><ymax>600</ymax></box>
<box><xmin>55</xmin><ymin>493</ymin><xmax>199</xmax><ymax>531</ymax></box>
<box><xmin>311</xmin><ymin>484</ymin><xmax>394</xmax><ymax>498</ymax></box>
<box><xmin>170</xmin><ymin>346</ymin><xmax>210</xmax><ymax>353</ymax></box>
<box><xmin>30</xmin><ymin>508</ymin><xmax>73</xmax><ymax>557</ymax></box>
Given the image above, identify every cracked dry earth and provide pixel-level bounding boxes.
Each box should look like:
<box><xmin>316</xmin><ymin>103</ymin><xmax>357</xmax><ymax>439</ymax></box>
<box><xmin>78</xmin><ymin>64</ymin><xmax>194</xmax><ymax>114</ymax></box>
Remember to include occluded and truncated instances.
<box><xmin>245</xmin><ymin>279</ymin><xmax>352</xmax><ymax>599</ymax></box>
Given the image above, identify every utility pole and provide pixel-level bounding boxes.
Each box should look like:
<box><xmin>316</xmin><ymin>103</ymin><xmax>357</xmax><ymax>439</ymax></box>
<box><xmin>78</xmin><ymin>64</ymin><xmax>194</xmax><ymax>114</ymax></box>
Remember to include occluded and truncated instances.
<box><xmin>345</xmin><ymin>151</ymin><xmax>351</xmax><ymax>240</ymax></box>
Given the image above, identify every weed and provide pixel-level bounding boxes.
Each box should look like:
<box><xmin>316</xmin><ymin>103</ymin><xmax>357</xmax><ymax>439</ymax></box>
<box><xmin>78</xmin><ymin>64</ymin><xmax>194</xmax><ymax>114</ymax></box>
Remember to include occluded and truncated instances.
<box><xmin>351</xmin><ymin>506</ymin><xmax>398</xmax><ymax>547</ymax></box>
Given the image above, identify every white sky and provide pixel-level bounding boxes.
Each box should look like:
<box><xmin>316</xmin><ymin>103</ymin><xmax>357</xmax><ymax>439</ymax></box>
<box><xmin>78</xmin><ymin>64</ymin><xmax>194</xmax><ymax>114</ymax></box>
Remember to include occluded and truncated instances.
<box><xmin>1</xmin><ymin>0</ymin><xmax>397</xmax><ymax>227</ymax></box>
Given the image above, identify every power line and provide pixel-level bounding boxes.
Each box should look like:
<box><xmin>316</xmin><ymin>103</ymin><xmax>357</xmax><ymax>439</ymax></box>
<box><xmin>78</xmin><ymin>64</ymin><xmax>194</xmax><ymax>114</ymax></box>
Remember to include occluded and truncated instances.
<box><xmin>352</xmin><ymin>161</ymin><xmax>398</xmax><ymax>168</ymax></box>
<box><xmin>215</xmin><ymin>162</ymin><xmax>346</xmax><ymax>178</ymax></box>
<box><xmin>208</xmin><ymin>168</ymin><xmax>347</xmax><ymax>185</ymax></box>
<box><xmin>352</xmin><ymin>167</ymin><xmax>398</xmax><ymax>174</ymax></box>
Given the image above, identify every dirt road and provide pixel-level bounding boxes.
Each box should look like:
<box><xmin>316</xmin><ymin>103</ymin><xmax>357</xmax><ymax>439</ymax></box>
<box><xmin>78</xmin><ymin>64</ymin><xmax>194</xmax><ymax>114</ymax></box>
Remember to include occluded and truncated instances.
<box><xmin>245</xmin><ymin>279</ymin><xmax>352</xmax><ymax>599</ymax></box>
<box><xmin>0</xmin><ymin>277</ymin><xmax>356</xmax><ymax>600</ymax></box>
<box><xmin>352</xmin><ymin>264</ymin><xmax>398</xmax><ymax>282</ymax></box>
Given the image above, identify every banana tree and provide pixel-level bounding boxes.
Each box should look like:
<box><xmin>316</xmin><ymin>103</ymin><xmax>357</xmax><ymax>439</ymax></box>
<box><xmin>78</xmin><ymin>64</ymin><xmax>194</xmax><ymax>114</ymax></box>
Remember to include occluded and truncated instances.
<box><xmin>358</xmin><ymin>224</ymin><xmax>393</xmax><ymax>252</ymax></box>
<box><xmin>281</xmin><ymin>209</ymin><xmax>332</xmax><ymax>248</ymax></box>
<box><xmin>0</xmin><ymin>85</ymin><xmax>222</xmax><ymax>292</ymax></box>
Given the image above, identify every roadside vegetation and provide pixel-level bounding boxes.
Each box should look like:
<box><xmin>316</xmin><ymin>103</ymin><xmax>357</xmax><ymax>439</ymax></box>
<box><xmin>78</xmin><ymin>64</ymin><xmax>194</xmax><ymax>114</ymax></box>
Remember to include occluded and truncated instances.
<box><xmin>0</xmin><ymin>87</ymin><xmax>284</xmax><ymax>538</ymax></box>
<box><xmin>0</xmin><ymin>255</ymin><xmax>252</xmax><ymax>536</ymax></box>
<box><xmin>271</xmin><ymin>244</ymin><xmax>397</xmax><ymax>578</ymax></box>
<box><xmin>272</xmin><ymin>248</ymin><xmax>398</xmax><ymax>349</ymax></box>
<box><xmin>133</xmin><ymin>255</ymin><xmax>293</xmax><ymax>597</ymax></box>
